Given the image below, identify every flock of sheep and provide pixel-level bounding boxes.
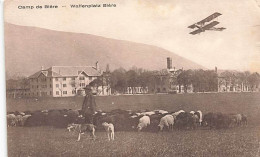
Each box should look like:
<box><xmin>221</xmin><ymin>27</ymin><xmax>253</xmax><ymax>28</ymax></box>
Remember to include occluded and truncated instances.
<box><xmin>7</xmin><ymin>108</ymin><xmax>247</xmax><ymax>132</ymax></box>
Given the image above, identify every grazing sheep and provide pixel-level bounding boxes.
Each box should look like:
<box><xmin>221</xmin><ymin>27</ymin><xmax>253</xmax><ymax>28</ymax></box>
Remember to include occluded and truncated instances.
<box><xmin>20</xmin><ymin>115</ymin><xmax>32</xmax><ymax>126</ymax></box>
<box><xmin>137</xmin><ymin>116</ymin><xmax>150</xmax><ymax>131</ymax></box>
<box><xmin>194</xmin><ymin>110</ymin><xmax>203</xmax><ymax>126</ymax></box>
<box><xmin>158</xmin><ymin>110</ymin><xmax>168</xmax><ymax>114</ymax></box>
<box><xmin>15</xmin><ymin>115</ymin><xmax>23</xmax><ymax>126</ymax></box>
<box><xmin>203</xmin><ymin>112</ymin><xmax>232</xmax><ymax>129</ymax></box>
<box><xmin>241</xmin><ymin>114</ymin><xmax>248</xmax><ymax>126</ymax></box>
<box><xmin>175</xmin><ymin>112</ymin><xmax>197</xmax><ymax>130</ymax></box>
<box><xmin>7</xmin><ymin>114</ymin><xmax>16</xmax><ymax>127</ymax></box>
<box><xmin>230</xmin><ymin>114</ymin><xmax>242</xmax><ymax>127</ymax></box>
<box><xmin>141</xmin><ymin>111</ymin><xmax>155</xmax><ymax>116</ymax></box>
<box><xmin>158</xmin><ymin>115</ymin><xmax>174</xmax><ymax>131</ymax></box>
<box><xmin>102</xmin><ymin>122</ymin><xmax>115</xmax><ymax>141</ymax></box>
<box><xmin>172</xmin><ymin>110</ymin><xmax>185</xmax><ymax>118</ymax></box>
<box><xmin>190</xmin><ymin>111</ymin><xmax>195</xmax><ymax>114</ymax></box>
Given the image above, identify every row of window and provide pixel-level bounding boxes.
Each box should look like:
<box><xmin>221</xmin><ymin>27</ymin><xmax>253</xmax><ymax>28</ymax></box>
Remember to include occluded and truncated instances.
<box><xmin>55</xmin><ymin>90</ymin><xmax>76</xmax><ymax>95</ymax></box>
<box><xmin>32</xmin><ymin>76</ymin><xmax>94</xmax><ymax>82</ymax></box>
<box><xmin>29</xmin><ymin>90</ymin><xmax>77</xmax><ymax>96</ymax></box>
<box><xmin>31</xmin><ymin>83</ymin><xmax>78</xmax><ymax>89</ymax></box>
<box><xmin>32</xmin><ymin>84</ymin><xmax>52</xmax><ymax>89</ymax></box>
<box><xmin>30</xmin><ymin>91</ymin><xmax>52</xmax><ymax>96</ymax></box>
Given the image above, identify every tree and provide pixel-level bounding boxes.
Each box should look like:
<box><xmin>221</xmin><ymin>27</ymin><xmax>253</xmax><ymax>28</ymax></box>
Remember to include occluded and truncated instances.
<box><xmin>110</xmin><ymin>68</ymin><xmax>127</xmax><ymax>94</ymax></box>
<box><xmin>248</xmin><ymin>72</ymin><xmax>260</xmax><ymax>91</ymax></box>
<box><xmin>177</xmin><ymin>70</ymin><xmax>193</xmax><ymax>93</ymax></box>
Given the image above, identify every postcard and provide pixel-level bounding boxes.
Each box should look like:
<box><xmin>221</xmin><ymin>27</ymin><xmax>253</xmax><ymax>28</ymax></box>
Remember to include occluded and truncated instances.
<box><xmin>4</xmin><ymin>0</ymin><xmax>260</xmax><ymax>156</ymax></box>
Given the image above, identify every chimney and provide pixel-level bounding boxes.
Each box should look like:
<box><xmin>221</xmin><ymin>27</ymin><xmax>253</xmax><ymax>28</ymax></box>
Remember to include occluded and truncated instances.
<box><xmin>96</xmin><ymin>61</ymin><xmax>99</xmax><ymax>70</ymax></box>
<box><xmin>215</xmin><ymin>66</ymin><xmax>217</xmax><ymax>73</ymax></box>
<box><xmin>41</xmin><ymin>66</ymin><xmax>44</xmax><ymax>70</ymax></box>
<box><xmin>167</xmin><ymin>57</ymin><xmax>172</xmax><ymax>69</ymax></box>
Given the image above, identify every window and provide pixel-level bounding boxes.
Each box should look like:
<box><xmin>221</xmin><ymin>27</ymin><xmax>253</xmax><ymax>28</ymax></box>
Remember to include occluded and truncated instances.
<box><xmin>63</xmin><ymin>84</ymin><xmax>67</xmax><ymax>87</ymax></box>
<box><xmin>55</xmin><ymin>78</ymin><xmax>58</xmax><ymax>81</ymax></box>
<box><xmin>41</xmin><ymin>78</ymin><xmax>47</xmax><ymax>82</ymax></box>
<box><xmin>63</xmin><ymin>78</ymin><xmax>66</xmax><ymax>81</ymax></box>
<box><xmin>50</xmin><ymin>91</ymin><xmax>52</xmax><ymax>95</ymax></box>
<box><xmin>56</xmin><ymin>91</ymin><xmax>59</xmax><ymax>95</ymax></box>
<box><xmin>37</xmin><ymin>85</ymin><xmax>39</xmax><ymax>89</ymax></box>
<box><xmin>79</xmin><ymin>76</ymin><xmax>85</xmax><ymax>80</ymax></box>
<box><xmin>72</xmin><ymin>90</ymin><xmax>76</xmax><ymax>94</ymax></box>
<box><xmin>63</xmin><ymin>91</ymin><xmax>67</xmax><ymax>95</ymax></box>
<box><xmin>50</xmin><ymin>78</ymin><xmax>52</xmax><ymax>81</ymax></box>
<box><xmin>41</xmin><ymin>85</ymin><xmax>47</xmax><ymax>88</ymax></box>
<box><xmin>71</xmin><ymin>84</ymin><xmax>75</xmax><ymax>87</ymax></box>
<box><xmin>56</xmin><ymin>84</ymin><xmax>59</xmax><ymax>88</ymax></box>
<box><xmin>89</xmin><ymin>76</ymin><xmax>92</xmax><ymax>81</ymax></box>
<box><xmin>50</xmin><ymin>84</ymin><xmax>52</xmax><ymax>88</ymax></box>
<box><xmin>80</xmin><ymin>83</ymin><xmax>85</xmax><ymax>87</ymax></box>
<box><xmin>71</xmin><ymin>77</ymin><xmax>75</xmax><ymax>80</ymax></box>
<box><xmin>32</xmin><ymin>85</ymin><xmax>34</xmax><ymax>89</ymax></box>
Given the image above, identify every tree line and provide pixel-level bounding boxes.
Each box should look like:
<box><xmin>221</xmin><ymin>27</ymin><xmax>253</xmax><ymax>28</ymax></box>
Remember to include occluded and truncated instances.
<box><xmin>5</xmin><ymin>67</ymin><xmax>260</xmax><ymax>94</ymax></box>
<box><xmin>97</xmin><ymin>67</ymin><xmax>260</xmax><ymax>93</ymax></box>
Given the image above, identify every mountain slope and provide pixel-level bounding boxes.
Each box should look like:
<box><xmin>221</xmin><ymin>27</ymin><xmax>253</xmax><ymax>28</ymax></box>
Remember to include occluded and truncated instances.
<box><xmin>5</xmin><ymin>23</ymin><xmax>204</xmax><ymax>78</ymax></box>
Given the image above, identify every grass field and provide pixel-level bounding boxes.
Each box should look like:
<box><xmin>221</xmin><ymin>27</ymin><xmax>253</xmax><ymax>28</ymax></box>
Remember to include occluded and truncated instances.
<box><xmin>7</xmin><ymin>126</ymin><xmax>260</xmax><ymax>157</ymax></box>
<box><xmin>6</xmin><ymin>92</ymin><xmax>260</xmax><ymax>156</ymax></box>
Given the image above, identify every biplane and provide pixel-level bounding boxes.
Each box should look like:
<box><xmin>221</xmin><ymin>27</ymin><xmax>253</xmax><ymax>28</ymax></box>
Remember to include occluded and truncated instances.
<box><xmin>188</xmin><ymin>12</ymin><xmax>226</xmax><ymax>35</ymax></box>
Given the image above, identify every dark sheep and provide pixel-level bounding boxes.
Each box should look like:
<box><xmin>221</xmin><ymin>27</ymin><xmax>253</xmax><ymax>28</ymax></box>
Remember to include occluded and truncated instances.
<box><xmin>241</xmin><ymin>114</ymin><xmax>248</xmax><ymax>126</ymax></box>
<box><xmin>46</xmin><ymin>110</ymin><xmax>69</xmax><ymax>128</ymax></box>
<box><xmin>147</xmin><ymin>114</ymin><xmax>162</xmax><ymax>132</ymax></box>
<box><xmin>203</xmin><ymin>112</ymin><xmax>232</xmax><ymax>129</ymax></box>
<box><xmin>24</xmin><ymin>111</ymin><xmax>47</xmax><ymax>127</ymax></box>
<box><xmin>175</xmin><ymin>112</ymin><xmax>197</xmax><ymax>130</ymax></box>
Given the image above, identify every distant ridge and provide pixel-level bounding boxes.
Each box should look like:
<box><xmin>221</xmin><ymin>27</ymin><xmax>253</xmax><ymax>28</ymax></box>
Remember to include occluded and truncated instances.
<box><xmin>4</xmin><ymin>23</ymin><xmax>205</xmax><ymax>79</ymax></box>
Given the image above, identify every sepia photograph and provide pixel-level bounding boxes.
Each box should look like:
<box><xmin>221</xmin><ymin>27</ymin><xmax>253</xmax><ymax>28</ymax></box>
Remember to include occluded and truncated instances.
<box><xmin>4</xmin><ymin>0</ymin><xmax>260</xmax><ymax>156</ymax></box>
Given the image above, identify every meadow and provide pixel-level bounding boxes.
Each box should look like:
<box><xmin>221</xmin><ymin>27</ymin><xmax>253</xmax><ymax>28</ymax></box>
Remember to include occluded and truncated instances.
<box><xmin>6</xmin><ymin>92</ymin><xmax>260</xmax><ymax>156</ymax></box>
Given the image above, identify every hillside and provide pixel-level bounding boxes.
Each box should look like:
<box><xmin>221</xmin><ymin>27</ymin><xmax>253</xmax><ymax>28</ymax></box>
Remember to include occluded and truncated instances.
<box><xmin>5</xmin><ymin>23</ymin><xmax>204</xmax><ymax>79</ymax></box>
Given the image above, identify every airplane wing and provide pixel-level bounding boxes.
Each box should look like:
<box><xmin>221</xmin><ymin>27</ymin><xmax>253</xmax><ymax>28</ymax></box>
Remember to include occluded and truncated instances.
<box><xmin>189</xmin><ymin>21</ymin><xmax>220</xmax><ymax>35</ymax></box>
<box><xmin>197</xmin><ymin>12</ymin><xmax>222</xmax><ymax>25</ymax></box>
<box><xmin>212</xmin><ymin>27</ymin><xmax>226</xmax><ymax>31</ymax></box>
<box><xmin>189</xmin><ymin>28</ymin><xmax>204</xmax><ymax>35</ymax></box>
<box><xmin>188</xmin><ymin>12</ymin><xmax>222</xmax><ymax>28</ymax></box>
<box><xmin>201</xmin><ymin>21</ymin><xmax>220</xmax><ymax>30</ymax></box>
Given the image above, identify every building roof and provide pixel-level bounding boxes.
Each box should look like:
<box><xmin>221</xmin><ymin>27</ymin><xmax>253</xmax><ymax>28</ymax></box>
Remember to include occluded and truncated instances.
<box><xmin>28</xmin><ymin>66</ymin><xmax>102</xmax><ymax>78</ymax></box>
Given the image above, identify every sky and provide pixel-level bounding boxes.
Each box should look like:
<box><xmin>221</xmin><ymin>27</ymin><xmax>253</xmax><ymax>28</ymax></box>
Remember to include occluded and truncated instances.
<box><xmin>4</xmin><ymin>0</ymin><xmax>260</xmax><ymax>72</ymax></box>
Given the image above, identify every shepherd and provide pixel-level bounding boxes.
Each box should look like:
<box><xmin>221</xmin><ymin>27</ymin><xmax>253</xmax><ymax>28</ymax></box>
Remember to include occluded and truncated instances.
<box><xmin>82</xmin><ymin>85</ymin><xmax>97</xmax><ymax>124</ymax></box>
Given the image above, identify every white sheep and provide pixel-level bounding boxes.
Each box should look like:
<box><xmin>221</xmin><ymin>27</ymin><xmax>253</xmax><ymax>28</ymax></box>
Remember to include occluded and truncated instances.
<box><xmin>158</xmin><ymin>115</ymin><xmax>174</xmax><ymax>131</ymax></box>
<box><xmin>190</xmin><ymin>111</ymin><xmax>195</xmax><ymax>114</ymax></box>
<box><xmin>102</xmin><ymin>122</ymin><xmax>115</xmax><ymax>141</ymax></box>
<box><xmin>20</xmin><ymin>115</ymin><xmax>31</xmax><ymax>126</ymax></box>
<box><xmin>7</xmin><ymin>114</ymin><xmax>16</xmax><ymax>127</ymax></box>
<box><xmin>137</xmin><ymin>116</ymin><xmax>150</xmax><ymax>131</ymax></box>
<box><xmin>195</xmin><ymin>110</ymin><xmax>203</xmax><ymax>125</ymax></box>
<box><xmin>172</xmin><ymin>110</ymin><xmax>185</xmax><ymax>118</ymax></box>
<box><xmin>159</xmin><ymin>110</ymin><xmax>168</xmax><ymax>114</ymax></box>
<box><xmin>141</xmin><ymin>111</ymin><xmax>155</xmax><ymax>116</ymax></box>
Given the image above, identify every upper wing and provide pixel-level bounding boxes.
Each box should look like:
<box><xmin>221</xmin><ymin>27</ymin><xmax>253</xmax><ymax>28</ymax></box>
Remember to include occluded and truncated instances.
<box><xmin>201</xmin><ymin>21</ymin><xmax>220</xmax><ymax>30</ymax></box>
<box><xmin>188</xmin><ymin>12</ymin><xmax>222</xmax><ymax>29</ymax></box>
<box><xmin>197</xmin><ymin>12</ymin><xmax>222</xmax><ymax>25</ymax></box>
